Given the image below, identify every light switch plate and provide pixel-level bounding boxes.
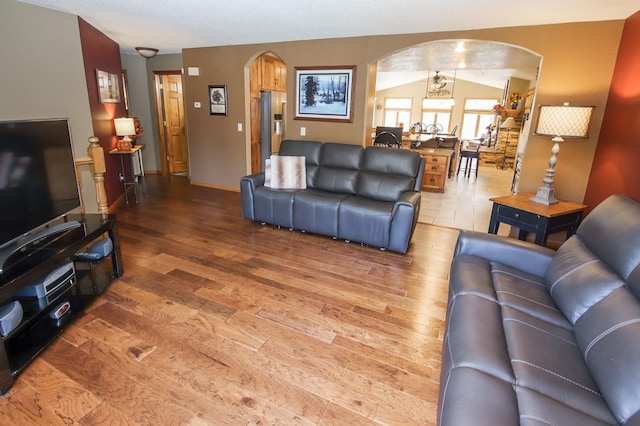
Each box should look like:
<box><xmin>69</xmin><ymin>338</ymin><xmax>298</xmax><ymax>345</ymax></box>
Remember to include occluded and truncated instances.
<box><xmin>300</xmin><ymin>127</ymin><xmax>306</xmax><ymax>136</ymax></box>
<box><xmin>237</xmin><ymin>123</ymin><xmax>243</xmax><ymax>132</ymax></box>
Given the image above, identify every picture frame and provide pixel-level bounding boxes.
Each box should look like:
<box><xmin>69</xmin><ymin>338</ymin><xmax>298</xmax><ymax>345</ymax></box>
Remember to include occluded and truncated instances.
<box><xmin>96</xmin><ymin>69</ymin><xmax>121</xmax><ymax>103</ymax></box>
<box><xmin>209</xmin><ymin>85</ymin><xmax>228</xmax><ymax>116</ymax></box>
<box><xmin>294</xmin><ymin>66</ymin><xmax>356</xmax><ymax>122</ymax></box>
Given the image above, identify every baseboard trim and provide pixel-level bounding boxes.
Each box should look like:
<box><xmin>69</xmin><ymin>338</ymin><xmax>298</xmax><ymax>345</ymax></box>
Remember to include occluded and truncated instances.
<box><xmin>190</xmin><ymin>180</ymin><xmax>240</xmax><ymax>193</ymax></box>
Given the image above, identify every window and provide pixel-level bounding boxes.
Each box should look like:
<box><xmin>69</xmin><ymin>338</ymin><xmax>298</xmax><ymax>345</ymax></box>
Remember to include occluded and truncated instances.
<box><xmin>384</xmin><ymin>98</ymin><xmax>412</xmax><ymax>131</ymax></box>
<box><xmin>460</xmin><ymin>98</ymin><xmax>499</xmax><ymax>140</ymax></box>
<box><xmin>421</xmin><ymin>99</ymin><xmax>453</xmax><ymax>132</ymax></box>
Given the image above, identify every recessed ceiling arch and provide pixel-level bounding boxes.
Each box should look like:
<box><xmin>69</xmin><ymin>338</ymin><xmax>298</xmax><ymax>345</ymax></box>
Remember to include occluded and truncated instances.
<box><xmin>375</xmin><ymin>39</ymin><xmax>542</xmax><ymax>91</ymax></box>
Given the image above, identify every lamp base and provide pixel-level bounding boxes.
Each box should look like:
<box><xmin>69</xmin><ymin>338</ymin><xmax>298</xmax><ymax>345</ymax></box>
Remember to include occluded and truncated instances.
<box><xmin>530</xmin><ymin>186</ymin><xmax>559</xmax><ymax>205</ymax></box>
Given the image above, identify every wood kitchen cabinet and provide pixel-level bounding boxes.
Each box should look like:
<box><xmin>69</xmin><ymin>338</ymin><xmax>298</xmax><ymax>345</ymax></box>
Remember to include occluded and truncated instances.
<box><xmin>260</xmin><ymin>54</ymin><xmax>287</xmax><ymax>92</ymax></box>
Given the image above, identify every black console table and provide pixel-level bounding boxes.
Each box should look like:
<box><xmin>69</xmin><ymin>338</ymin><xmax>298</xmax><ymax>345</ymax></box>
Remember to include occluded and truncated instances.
<box><xmin>0</xmin><ymin>214</ymin><xmax>122</xmax><ymax>394</ymax></box>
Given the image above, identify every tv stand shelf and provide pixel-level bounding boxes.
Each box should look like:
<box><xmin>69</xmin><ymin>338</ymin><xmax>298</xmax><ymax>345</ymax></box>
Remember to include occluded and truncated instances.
<box><xmin>0</xmin><ymin>214</ymin><xmax>122</xmax><ymax>394</ymax></box>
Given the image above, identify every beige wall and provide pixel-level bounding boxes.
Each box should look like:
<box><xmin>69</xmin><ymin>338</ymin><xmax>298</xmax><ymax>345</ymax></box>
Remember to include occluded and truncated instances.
<box><xmin>183</xmin><ymin>20</ymin><xmax>624</xmax><ymax>202</ymax></box>
<box><xmin>1</xmin><ymin>0</ymin><xmax>97</xmax><ymax>212</ymax></box>
<box><xmin>375</xmin><ymin>78</ymin><xmax>504</xmax><ymax>134</ymax></box>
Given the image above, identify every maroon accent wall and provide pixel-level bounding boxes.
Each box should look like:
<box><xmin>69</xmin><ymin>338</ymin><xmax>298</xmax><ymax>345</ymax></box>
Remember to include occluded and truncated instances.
<box><xmin>77</xmin><ymin>17</ymin><xmax>127</xmax><ymax>206</ymax></box>
<box><xmin>584</xmin><ymin>11</ymin><xmax>640</xmax><ymax>212</ymax></box>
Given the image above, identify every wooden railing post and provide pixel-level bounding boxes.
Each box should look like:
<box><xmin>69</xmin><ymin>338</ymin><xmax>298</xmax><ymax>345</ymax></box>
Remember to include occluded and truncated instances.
<box><xmin>87</xmin><ymin>136</ymin><xmax>108</xmax><ymax>215</ymax></box>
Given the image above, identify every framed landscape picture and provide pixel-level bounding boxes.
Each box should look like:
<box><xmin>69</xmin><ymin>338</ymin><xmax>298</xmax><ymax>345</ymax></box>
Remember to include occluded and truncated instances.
<box><xmin>294</xmin><ymin>66</ymin><xmax>355</xmax><ymax>122</ymax></box>
<box><xmin>96</xmin><ymin>69</ymin><xmax>121</xmax><ymax>103</ymax></box>
<box><xmin>209</xmin><ymin>85</ymin><xmax>228</xmax><ymax>115</ymax></box>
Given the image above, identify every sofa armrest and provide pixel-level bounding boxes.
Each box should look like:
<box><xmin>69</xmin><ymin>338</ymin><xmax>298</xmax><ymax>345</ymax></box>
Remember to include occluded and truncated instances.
<box><xmin>240</xmin><ymin>173</ymin><xmax>265</xmax><ymax>220</ymax></box>
<box><xmin>393</xmin><ymin>191</ymin><xmax>421</xmax><ymax>209</ymax></box>
<box><xmin>388</xmin><ymin>191</ymin><xmax>421</xmax><ymax>253</ymax></box>
<box><xmin>240</xmin><ymin>172</ymin><xmax>265</xmax><ymax>190</ymax></box>
<box><xmin>454</xmin><ymin>230</ymin><xmax>555</xmax><ymax>277</ymax></box>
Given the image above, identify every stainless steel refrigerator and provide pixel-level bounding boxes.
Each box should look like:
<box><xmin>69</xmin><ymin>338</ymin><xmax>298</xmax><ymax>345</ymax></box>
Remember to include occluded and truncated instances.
<box><xmin>260</xmin><ymin>91</ymin><xmax>287</xmax><ymax>171</ymax></box>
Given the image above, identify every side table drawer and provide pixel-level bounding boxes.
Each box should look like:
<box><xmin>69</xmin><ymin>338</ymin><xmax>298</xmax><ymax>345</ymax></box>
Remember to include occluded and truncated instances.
<box><xmin>495</xmin><ymin>205</ymin><xmax>540</xmax><ymax>227</ymax></box>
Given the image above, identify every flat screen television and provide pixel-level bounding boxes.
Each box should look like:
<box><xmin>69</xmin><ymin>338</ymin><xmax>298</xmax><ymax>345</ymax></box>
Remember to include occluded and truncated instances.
<box><xmin>0</xmin><ymin>118</ymin><xmax>81</xmax><ymax>268</ymax></box>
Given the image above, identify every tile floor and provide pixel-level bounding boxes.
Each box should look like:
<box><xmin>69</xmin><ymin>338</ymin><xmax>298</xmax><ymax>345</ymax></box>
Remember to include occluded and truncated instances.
<box><xmin>419</xmin><ymin>165</ymin><xmax>514</xmax><ymax>236</ymax></box>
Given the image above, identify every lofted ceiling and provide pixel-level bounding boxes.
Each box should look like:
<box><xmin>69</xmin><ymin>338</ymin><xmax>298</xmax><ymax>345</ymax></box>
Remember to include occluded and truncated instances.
<box><xmin>17</xmin><ymin>1</ymin><xmax>637</xmax><ymax>91</ymax></box>
<box><xmin>375</xmin><ymin>40</ymin><xmax>542</xmax><ymax>91</ymax></box>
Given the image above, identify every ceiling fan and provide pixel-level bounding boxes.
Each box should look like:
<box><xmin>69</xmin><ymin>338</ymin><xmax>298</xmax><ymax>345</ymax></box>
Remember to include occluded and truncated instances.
<box><xmin>425</xmin><ymin>70</ymin><xmax>457</xmax><ymax>99</ymax></box>
<box><xmin>429</xmin><ymin>71</ymin><xmax>454</xmax><ymax>89</ymax></box>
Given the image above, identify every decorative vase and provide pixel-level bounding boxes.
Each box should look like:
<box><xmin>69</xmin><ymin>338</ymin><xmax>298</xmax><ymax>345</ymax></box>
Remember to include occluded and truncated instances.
<box><xmin>117</xmin><ymin>139</ymin><xmax>132</xmax><ymax>151</ymax></box>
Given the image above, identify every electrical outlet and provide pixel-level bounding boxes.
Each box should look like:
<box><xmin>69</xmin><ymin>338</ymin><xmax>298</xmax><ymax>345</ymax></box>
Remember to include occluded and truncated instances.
<box><xmin>194</xmin><ymin>102</ymin><xmax>201</xmax><ymax>108</ymax></box>
<box><xmin>300</xmin><ymin>127</ymin><xmax>306</xmax><ymax>136</ymax></box>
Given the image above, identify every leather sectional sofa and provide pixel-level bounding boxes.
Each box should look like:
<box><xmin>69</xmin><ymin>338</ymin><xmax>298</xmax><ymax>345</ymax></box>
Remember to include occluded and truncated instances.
<box><xmin>439</xmin><ymin>194</ymin><xmax>640</xmax><ymax>425</ymax></box>
<box><xmin>240</xmin><ymin>139</ymin><xmax>426</xmax><ymax>253</ymax></box>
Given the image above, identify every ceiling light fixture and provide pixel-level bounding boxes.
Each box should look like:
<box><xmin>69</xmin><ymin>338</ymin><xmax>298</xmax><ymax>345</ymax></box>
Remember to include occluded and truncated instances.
<box><xmin>135</xmin><ymin>47</ymin><xmax>159</xmax><ymax>59</ymax></box>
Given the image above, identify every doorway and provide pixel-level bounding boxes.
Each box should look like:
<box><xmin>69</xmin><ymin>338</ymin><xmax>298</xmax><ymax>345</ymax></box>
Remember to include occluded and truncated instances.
<box><xmin>249</xmin><ymin>52</ymin><xmax>287</xmax><ymax>174</ymax></box>
<box><xmin>154</xmin><ymin>72</ymin><xmax>188</xmax><ymax>175</ymax></box>
<box><xmin>372</xmin><ymin>40</ymin><xmax>542</xmax><ymax>231</ymax></box>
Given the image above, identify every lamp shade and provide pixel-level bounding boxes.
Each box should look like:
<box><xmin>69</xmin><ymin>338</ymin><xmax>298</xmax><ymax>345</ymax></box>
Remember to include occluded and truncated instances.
<box><xmin>135</xmin><ymin>47</ymin><xmax>159</xmax><ymax>58</ymax></box>
<box><xmin>501</xmin><ymin>117</ymin><xmax>519</xmax><ymax>129</ymax></box>
<box><xmin>535</xmin><ymin>105</ymin><xmax>594</xmax><ymax>138</ymax></box>
<box><xmin>114</xmin><ymin>117</ymin><xmax>136</xmax><ymax>137</ymax></box>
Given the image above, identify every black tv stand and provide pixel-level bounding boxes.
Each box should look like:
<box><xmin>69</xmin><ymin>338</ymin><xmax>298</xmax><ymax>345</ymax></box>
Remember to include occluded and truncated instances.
<box><xmin>0</xmin><ymin>214</ymin><xmax>123</xmax><ymax>394</ymax></box>
<box><xmin>0</xmin><ymin>220</ymin><xmax>82</xmax><ymax>274</ymax></box>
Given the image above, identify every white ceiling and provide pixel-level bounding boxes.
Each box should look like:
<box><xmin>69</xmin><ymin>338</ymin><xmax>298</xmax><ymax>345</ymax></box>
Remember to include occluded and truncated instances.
<box><xmin>18</xmin><ymin>0</ymin><xmax>638</xmax><ymax>90</ymax></box>
<box><xmin>18</xmin><ymin>0</ymin><xmax>638</xmax><ymax>55</ymax></box>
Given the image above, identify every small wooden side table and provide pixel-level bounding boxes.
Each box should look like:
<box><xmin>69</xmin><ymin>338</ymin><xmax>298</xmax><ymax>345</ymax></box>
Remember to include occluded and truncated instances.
<box><xmin>488</xmin><ymin>192</ymin><xmax>588</xmax><ymax>246</ymax></box>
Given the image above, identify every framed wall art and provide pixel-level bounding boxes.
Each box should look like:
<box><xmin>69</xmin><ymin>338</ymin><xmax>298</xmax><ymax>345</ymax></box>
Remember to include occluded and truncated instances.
<box><xmin>209</xmin><ymin>85</ymin><xmax>228</xmax><ymax>115</ymax></box>
<box><xmin>96</xmin><ymin>69</ymin><xmax>121</xmax><ymax>103</ymax></box>
<box><xmin>294</xmin><ymin>66</ymin><xmax>355</xmax><ymax>122</ymax></box>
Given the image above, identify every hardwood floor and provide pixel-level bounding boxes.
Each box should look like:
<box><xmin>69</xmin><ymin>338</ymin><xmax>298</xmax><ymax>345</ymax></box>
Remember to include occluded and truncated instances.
<box><xmin>0</xmin><ymin>175</ymin><xmax>460</xmax><ymax>425</ymax></box>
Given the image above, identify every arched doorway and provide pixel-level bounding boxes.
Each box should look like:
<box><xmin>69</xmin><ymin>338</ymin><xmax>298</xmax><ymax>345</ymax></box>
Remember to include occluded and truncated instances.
<box><xmin>248</xmin><ymin>52</ymin><xmax>287</xmax><ymax>174</ymax></box>
<box><xmin>372</xmin><ymin>40</ymin><xmax>542</xmax><ymax>230</ymax></box>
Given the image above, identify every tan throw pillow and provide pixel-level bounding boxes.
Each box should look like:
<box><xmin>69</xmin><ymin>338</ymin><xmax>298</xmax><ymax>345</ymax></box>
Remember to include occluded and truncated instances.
<box><xmin>264</xmin><ymin>155</ymin><xmax>306</xmax><ymax>189</ymax></box>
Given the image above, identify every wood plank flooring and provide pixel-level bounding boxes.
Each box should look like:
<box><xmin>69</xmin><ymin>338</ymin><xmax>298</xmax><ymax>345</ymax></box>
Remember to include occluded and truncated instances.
<box><xmin>0</xmin><ymin>175</ymin><xmax>459</xmax><ymax>425</ymax></box>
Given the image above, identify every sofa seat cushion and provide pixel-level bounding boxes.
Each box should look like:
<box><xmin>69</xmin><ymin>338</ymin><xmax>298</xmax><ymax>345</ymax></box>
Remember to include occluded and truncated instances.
<box><xmin>253</xmin><ymin>186</ymin><xmax>298</xmax><ymax>228</ymax></box>
<box><xmin>337</xmin><ymin>197</ymin><xmax>393</xmax><ymax>248</ymax></box>
<box><xmin>503</xmin><ymin>306</ymin><xmax>616</xmax><ymax>424</ymax></box>
<box><xmin>574</xmin><ymin>286</ymin><xmax>640</xmax><ymax>424</ymax></box>
<box><xmin>292</xmin><ymin>190</ymin><xmax>350</xmax><ymax>237</ymax></box>
<box><xmin>439</xmin><ymin>367</ymin><xmax>520</xmax><ymax>426</ymax></box>
<box><xmin>493</xmin><ymin>262</ymin><xmax>572</xmax><ymax>329</ymax></box>
<box><xmin>445</xmin><ymin>253</ymin><xmax>618</xmax><ymax>425</ymax></box>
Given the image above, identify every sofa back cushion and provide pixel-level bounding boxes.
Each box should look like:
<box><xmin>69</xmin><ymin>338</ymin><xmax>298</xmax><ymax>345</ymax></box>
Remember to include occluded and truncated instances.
<box><xmin>575</xmin><ymin>194</ymin><xmax>640</xmax><ymax>280</ymax></box>
<box><xmin>545</xmin><ymin>195</ymin><xmax>640</xmax><ymax>324</ymax></box>
<box><xmin>552</xmin><ymin>195</ymin><xmax>640</xmax><ymax>424</ymax></box>
<box><xmin>544</xmin><ymin>236</ymin><xmax>625</xmax><ymax>324</ymax></box>
<box><xmin>356</xmin><ymin>147</ymin><xmax>420</xmax><ymax>202</ymax></box>
<box><xmin>278</xmin><ymin>140</ymin><xmax>322</xmax><ymax>187</ymax></box>
<box><xmin>314</xmin><ymin>143</ymin><xmax>363</xmax><ymax>194</ymax></box>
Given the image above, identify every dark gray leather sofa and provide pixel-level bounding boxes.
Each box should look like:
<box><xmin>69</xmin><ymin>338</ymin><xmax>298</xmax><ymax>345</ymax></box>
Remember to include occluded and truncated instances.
<box><xmin>240</xmin><ymin>139</ymin><xmax>425</xmax><ymax>254</ymax></box>
<box><xmin>439</xmin><ymin>194</ymin><xmax>640</xmax><ymax>425</ymax></box>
